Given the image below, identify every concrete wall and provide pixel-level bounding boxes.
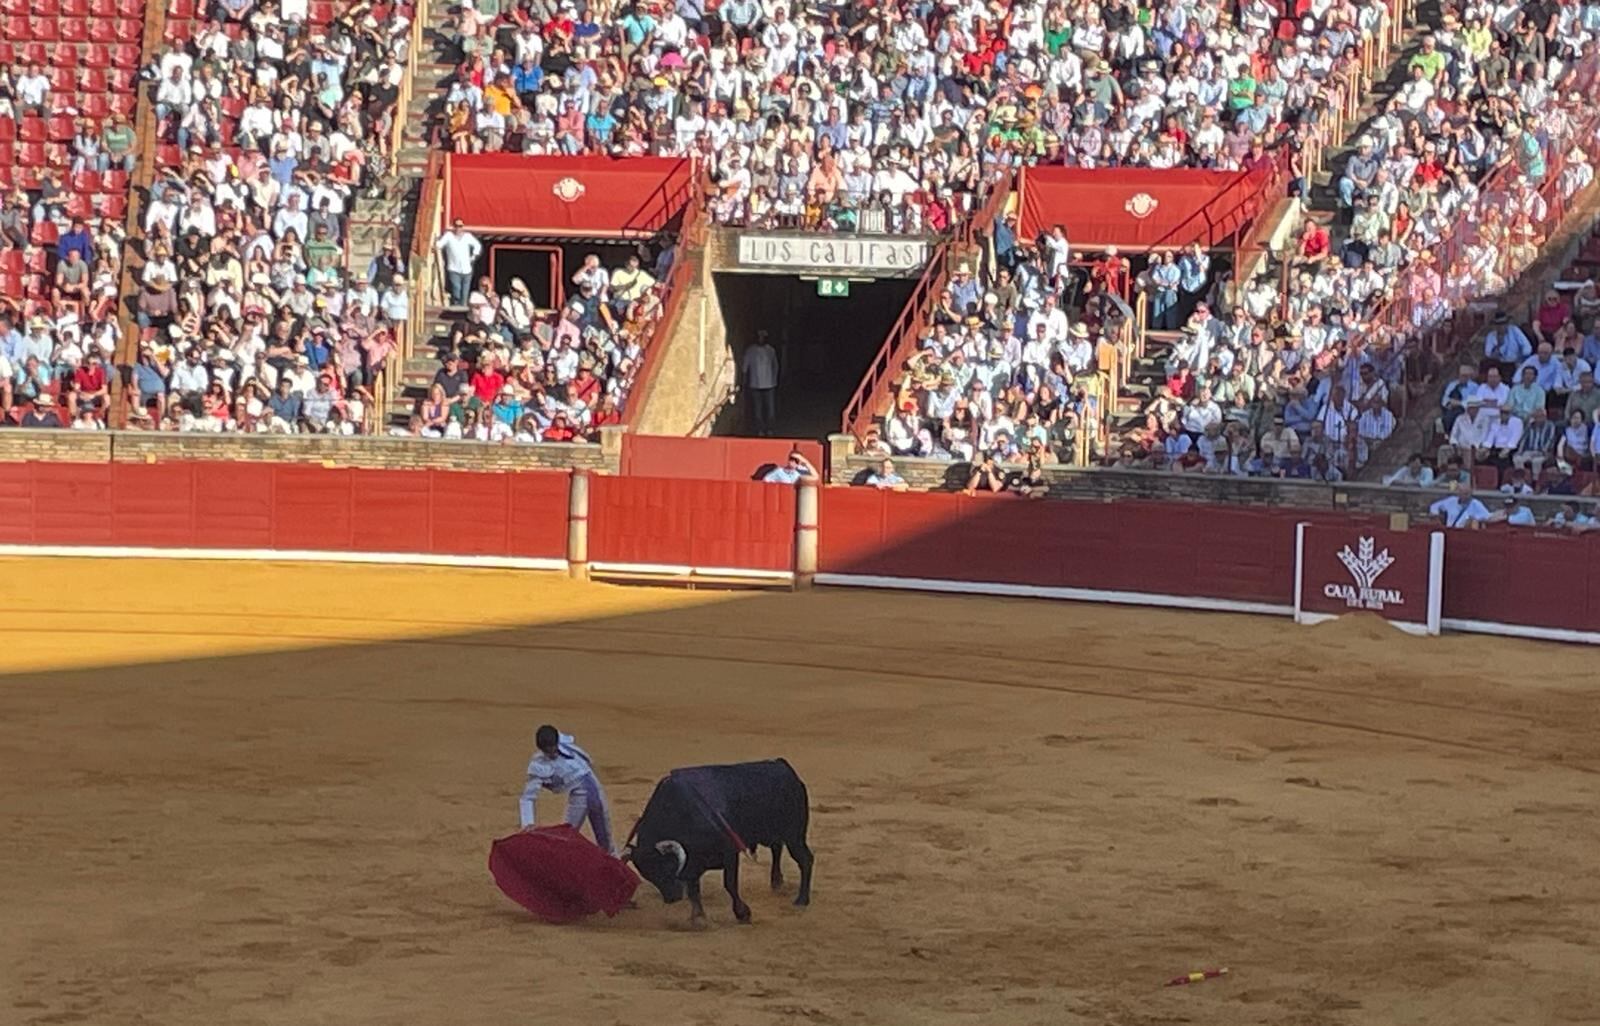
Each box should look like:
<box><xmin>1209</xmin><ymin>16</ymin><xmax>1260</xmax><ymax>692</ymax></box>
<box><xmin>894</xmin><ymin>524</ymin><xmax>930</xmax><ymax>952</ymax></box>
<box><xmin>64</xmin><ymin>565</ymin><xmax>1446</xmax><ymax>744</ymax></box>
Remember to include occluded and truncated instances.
<box><xmin>0</xmin><ymin>429</ymin><xmax>619</xmax><ymax>472</ymax></box>
<box><xmin>632</xmin><ymin>233</ymin><xmax>734</xmax><ymax>437</ymax></box>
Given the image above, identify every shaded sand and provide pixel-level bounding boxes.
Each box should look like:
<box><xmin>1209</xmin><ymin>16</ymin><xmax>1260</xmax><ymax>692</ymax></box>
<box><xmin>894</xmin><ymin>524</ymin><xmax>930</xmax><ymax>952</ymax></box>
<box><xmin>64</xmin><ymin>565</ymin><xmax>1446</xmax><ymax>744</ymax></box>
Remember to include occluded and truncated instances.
<box><xmin>3</xmin><ymin>558</ymin><xmax>1600</xmax><ymax>1026</ymax></box>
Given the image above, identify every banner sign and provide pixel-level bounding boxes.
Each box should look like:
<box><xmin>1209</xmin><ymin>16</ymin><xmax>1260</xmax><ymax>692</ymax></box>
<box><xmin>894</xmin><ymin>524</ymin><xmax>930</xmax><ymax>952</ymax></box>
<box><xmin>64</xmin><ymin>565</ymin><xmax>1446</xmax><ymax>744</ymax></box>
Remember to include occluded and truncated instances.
<box><xmin>1294</xmin><ymin>524</ymin><xmax>1444</xmax><ymax>635</ymax></box>
<box><xmin>734</xmin><ymin>234</ymin><xmax>930</xmax><ymax>276</ymax></box>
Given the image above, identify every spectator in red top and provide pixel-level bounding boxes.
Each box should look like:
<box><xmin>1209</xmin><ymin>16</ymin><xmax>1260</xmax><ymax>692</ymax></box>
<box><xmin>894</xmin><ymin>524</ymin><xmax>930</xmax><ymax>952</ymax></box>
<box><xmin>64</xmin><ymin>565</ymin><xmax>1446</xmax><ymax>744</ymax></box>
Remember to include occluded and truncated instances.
<box><xmin>74</xmin><ymin>355</ymin><xmax>108</xmax><ymax>412</ymax></box>
<box><xmin>1297</xmin><ymin>220</ymin><xmax>1331</xmax><ymax>266</ymax></box>
<box><xmin>471</xmin><ymin>358</ymin><xmax>507</xmax><ymax>404</ymax></box>
<box><xmin>542</xmin><ymin>411</ymin><xmax>577</xmax><ymax>442</ymax></box>
<box><xmin>571</xmin><ymin>364</ymin><xmax>601</xmax><ymax>408</ymax></box>
<box><xmin>1091</xmin><ymin>247</ymin><xmax>1131</xmax><ymax>300</ymax></box>
<box><xmin>1533</xmin><ymin>290</ymin><xmax>1573</xmax><ymax>347</ymax></box>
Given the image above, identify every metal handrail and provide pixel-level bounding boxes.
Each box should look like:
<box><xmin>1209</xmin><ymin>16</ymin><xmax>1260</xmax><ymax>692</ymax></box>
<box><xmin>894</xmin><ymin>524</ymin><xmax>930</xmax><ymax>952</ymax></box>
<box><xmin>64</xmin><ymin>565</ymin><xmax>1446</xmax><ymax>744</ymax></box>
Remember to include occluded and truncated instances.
<box><xmin>621</xmin><ymin>173</ymin><xmax>708</xmax><ymax>428</ymax></box>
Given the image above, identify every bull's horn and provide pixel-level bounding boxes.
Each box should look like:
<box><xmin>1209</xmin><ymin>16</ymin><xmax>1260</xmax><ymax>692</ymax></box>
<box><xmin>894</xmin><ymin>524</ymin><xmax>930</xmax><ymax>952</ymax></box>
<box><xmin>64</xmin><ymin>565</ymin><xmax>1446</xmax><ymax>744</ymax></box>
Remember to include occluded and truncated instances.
<box><xmin>619</xmin><ymin>844</ymin><xmax>635</xmax><ymax>862</ymax></box>
<box><xmin>655</xmin><ymin>840</ymin><xmax>687</xmax><ymax>874</ymax></box>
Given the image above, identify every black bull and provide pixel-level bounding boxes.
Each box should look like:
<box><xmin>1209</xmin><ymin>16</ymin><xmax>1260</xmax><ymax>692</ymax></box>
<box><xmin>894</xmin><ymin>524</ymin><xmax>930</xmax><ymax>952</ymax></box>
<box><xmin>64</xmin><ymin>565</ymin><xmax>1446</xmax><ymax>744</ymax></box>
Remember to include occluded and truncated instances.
<box><xmin>623</xmin><ymin>759</ymin><xmax>815</xmax><ymax>923</ymax></box>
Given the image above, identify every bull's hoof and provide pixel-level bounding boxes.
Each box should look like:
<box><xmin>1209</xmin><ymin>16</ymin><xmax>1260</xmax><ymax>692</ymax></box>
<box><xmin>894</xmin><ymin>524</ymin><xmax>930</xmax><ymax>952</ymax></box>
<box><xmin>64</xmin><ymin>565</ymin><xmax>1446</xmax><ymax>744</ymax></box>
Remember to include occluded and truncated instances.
<box><xmin>793</xmin><ymin>895</ymin><xmax>810</xmax><ymax>908</ymax></box>
<box><xmin>734</xmin><ymin>907</ymin><xmax>753</xmax><ymax>924</ymax></box>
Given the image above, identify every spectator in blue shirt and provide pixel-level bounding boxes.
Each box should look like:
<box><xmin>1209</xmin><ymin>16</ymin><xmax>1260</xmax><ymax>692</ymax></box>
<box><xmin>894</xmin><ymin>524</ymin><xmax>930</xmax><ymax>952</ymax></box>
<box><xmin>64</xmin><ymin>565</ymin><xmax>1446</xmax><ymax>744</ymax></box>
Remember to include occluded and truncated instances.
<box><xmin>513</xmin><ymin>58</ymin><xmax>543</xmax><ymax>103</ymax></box>
<box><xmin>56</xmin><ymin>218</ymin><xmax>94</xmax><ymax>266</ymax></box>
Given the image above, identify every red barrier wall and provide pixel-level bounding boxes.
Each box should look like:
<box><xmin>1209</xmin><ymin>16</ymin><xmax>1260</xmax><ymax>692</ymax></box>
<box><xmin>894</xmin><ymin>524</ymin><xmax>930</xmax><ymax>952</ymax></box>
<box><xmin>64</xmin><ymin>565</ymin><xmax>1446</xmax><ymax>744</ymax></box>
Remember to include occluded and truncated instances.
<box><xmin>1441</xmin><ymin>529</ymin><xmax>1600</xmax><ymax>633</ymax></box>
<box><xmin>0</xmin><ymin>462</ymin><xmax>570</xmax><ymax>560</ymax></box>
<box><xmin>588</xmin><ymin>475</ymin><xmax>795</xmax><ymax>571</ymax></box>
<box><xmin>818</xmin><ymin>490</ymin><xmax>1389</xmax><ymax>606</ymax></box>
<box><xmin>619</xmin><ymin>434</ymin><xmax>825</xmax><ymax>482</ymax></box>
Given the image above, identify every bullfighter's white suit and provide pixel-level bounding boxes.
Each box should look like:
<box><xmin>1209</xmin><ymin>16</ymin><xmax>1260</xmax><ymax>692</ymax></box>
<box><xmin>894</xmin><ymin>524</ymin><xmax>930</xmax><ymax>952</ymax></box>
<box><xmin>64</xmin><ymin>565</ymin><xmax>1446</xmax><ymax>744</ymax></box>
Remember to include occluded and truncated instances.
<box><xmin>519</xmin><ymin>733</ymin><xmax>615</xmax><ymax>855</ymax></box>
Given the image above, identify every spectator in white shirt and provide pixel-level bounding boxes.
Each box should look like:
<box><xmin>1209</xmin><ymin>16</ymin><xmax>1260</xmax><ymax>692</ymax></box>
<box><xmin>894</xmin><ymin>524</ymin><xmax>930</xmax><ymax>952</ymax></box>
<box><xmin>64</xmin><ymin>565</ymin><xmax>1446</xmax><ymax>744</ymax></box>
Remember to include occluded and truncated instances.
<box><xmin>436</xmin><ymin>220</ymin><xmax>483</xmax><ymax>306</ymax></box>
<box><xmin>1429</xmin><ymin>481</ymin><xmax>1491</xmax><ymax>528</ymax></box>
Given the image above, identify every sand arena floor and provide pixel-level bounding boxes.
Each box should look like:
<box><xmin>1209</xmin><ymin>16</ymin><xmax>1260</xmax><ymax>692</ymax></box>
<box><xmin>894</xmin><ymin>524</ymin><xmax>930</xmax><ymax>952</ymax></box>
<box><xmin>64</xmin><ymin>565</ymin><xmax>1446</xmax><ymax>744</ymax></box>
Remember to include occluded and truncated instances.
<box><xmin>3</xmin><ymin>558</ymin><xmax>1600</xmax><ymax>1026</ymax></box>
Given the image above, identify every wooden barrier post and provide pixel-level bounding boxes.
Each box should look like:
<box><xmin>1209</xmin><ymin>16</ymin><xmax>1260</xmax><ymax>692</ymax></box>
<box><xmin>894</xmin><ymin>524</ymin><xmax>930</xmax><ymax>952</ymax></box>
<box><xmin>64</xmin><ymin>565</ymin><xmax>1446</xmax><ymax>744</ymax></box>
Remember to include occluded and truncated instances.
<box><xmin>794</xmin><ymin>478</ymin><xmax>818</xmax><ymax>588</ymax></box>
<box><xmin>568</xmin><ymin>470</ymin><xmax>591</xmax><ymax>580</ymax></box>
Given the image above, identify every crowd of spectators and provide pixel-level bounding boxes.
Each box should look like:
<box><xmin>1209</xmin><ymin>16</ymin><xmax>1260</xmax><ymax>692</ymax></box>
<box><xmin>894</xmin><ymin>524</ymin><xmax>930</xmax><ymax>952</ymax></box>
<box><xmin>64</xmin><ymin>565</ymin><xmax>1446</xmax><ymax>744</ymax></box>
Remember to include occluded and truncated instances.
<box><xmin>1110</xmin><ymin>6</ymin><xmax>1600</xmax><ymax>480</ymax></box>
<box><xmin>862</xmin><ymin>227</ymin><xmax>1155</xmax><ymax>468</ymax></box>
<box><xmin>388</xmin><ymin>233</ymin><xmax>668</xmax><ymax>442</ymax></box>
<box><xmin>438</xmin><ymin>0</ymin><xmax>1394</xmax><ymax>234</ymax></box>
<box><xmin>117</xmin><ymin>0</ymin><xmax>412</xmax><ymax>433</ymax></box>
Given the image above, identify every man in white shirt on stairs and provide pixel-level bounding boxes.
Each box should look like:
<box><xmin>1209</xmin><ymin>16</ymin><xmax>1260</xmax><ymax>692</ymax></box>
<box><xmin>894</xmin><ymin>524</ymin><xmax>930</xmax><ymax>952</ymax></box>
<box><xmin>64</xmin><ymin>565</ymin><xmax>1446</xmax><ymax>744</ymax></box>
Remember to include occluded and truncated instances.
<box><xmin>436</xmin><ymin>219</ymin><xmax>483</xmax><ymax>307</ymax></box>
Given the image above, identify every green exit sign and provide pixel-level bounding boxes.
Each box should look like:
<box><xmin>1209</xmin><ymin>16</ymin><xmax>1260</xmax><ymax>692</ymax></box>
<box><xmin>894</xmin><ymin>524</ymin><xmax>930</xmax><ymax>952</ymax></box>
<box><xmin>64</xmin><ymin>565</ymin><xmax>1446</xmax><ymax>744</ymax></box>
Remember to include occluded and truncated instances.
<box><xmin>816</xmin><ymin>277</ymin><xmax>850</xmax><ymax>298</ymax></box>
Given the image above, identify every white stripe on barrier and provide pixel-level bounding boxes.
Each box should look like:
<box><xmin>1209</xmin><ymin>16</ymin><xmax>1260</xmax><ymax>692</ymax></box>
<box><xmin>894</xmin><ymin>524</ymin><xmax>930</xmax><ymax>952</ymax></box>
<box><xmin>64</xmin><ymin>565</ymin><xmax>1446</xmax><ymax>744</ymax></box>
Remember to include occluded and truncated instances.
<box><xmin>813</xmin><ymin>572</ymin><xmax>1292</xmax><ymax>617</ymax></box>
<box><xmin>1441</xmin><ymin>618</ymin><xmax>1600</xmax><ymax>646</ymax></box>
<box><xmin>588</xmin><ymin>561</ymin><xmax>794</xmax><ymax>581</ymax></box>
<box><xmin>0</xmin><ymin>544</ymin><xmax>568</xmax><ymax>573</ymax></box>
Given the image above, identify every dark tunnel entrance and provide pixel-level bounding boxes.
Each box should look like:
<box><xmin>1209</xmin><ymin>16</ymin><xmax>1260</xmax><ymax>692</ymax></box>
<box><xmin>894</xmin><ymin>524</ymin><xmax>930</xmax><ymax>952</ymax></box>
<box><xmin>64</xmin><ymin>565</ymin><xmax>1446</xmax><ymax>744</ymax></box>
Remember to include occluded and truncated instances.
<box><xmin>712</xmin><ymin>272</ymin><xmax>915</xmax><ymax>440</ymax></box>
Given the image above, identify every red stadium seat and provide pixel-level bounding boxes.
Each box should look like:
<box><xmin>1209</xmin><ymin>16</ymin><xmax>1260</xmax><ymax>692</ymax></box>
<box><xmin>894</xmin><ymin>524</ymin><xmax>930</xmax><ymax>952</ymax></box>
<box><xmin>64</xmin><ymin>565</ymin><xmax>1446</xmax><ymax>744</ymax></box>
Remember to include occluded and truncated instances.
<box><xmin>44</xmin><ymin>142</ymin><xmax>69</xmax><ymax>165</ymax></box>
<box><xmin>168</xmin><ymin>0</ymin><xmax>195</xmax><ymax>18</ymax></box>
<box><xmin>108</xmin><ymin>67</ymin><xmax>137</xmax><ymax>91</ymax></box>
<box><xmin>0</xmin><ymin>41</ymin><xmax>14</xmax><ymax>64</ymax></box>
<box><xmin>52</xmin><ymin>41</ymin><xmax>77</xmax><ymax>67</ymax></box>
<box><xmin>82</xmin><ymin>42</ymin><xmax>109</xmax><ymax>67</ymax></box>
<box><xmin>0</xmin><ymin>273</ymin><xmax>22</xmax><ymax>301</ymax></box>
<box><xmin>163</xmin><ymin>20</ymin><xmax>192</xmax><ymax>43</ymax></box>
<box><xmin>114</xmin><ymin>15</ymin><xmax>138</xmax><ymax>37</ymax></box>
<box><xmin>59</xmin><ymin>17</ymin><xmax>87</xmax><ymax>42</ymax></box>
<box><xmin>99</xmin><ymin>193</ymin><xmax>127</xmax><ymax>220</ymax></box>
<box><xmin>156</xmin><ymin>143</ymin><xmax>181</xmax><ymax>166</ymax></box>
<box><xmin>81</xmin><ymin>93</ymin><xmax>109</xmax><ymax>119</ymax></box>
<box><xmin>0</xmin><ymin>116</ymin><xmax>12</xmax><ymax>142</ymax></box>
<box><xmin>309</xmin><ymin>0</ymin><xmax>334</xmax><ymax>23</ymax></box>
<box><xmin>110</xmin><ymin>43</ymin><xmax>139</xmax><ymax>69</ymax></box>
<box><xmin>71</xmin><ymin>170</ymin><xmax>101</xmax><ymax>193</ymax></box>
<box><xmin>64</xmin><ymin>194</ymin><xmax>92</xmax><ymax>220</ymax></box>
<box><xmin>18</xmin><ymin>117</ymin><xmax>45</xmax><ymax>143</ymax></box>
<box><xmin>0</xmin><ymin>250</ymin><xmax>22</xmax><ymax>275</ymax></box>
<box><xmin>109</xmin><ymin>92</ymin><xmax>136</xmax><ymax>116</ymax></box>
<box><xmin>103</xmin><ymin>168</ymin><xmax>128</xmax><ymax>192</ymax></box>
<box><xmin>30</xmin><ymin>16</ymin><xmax>60</xmax><ymax>41</ymax></box>
<box><xmin>3</xmin><ymin>15</ymin><xmax>32</xmax><ymax>40</ymax></box>
<box><xmin>0</xmin><ymin>142</ymin><xmax>14</xmax><ymax>167</ymax></box>
<box><xmin>14</xmin><ymin>166</ymin><xmax>42</xmax><ymax>190</ymax></box>
<box><xmin>30</xmin><ymin>221</ymin><xmax>59</xmax><ymax>246</ymax></box>
<box><xmin>61</xmin><ymin>0</ymin><xmax>88</xmax><ymax>14</ymax></box>
<box><xmin>47</xmin><ymin>115</ymin><xmax>75</xmax><ymax>143</ymax></box>
<box><xmin>25</xmin><ymin>249</ymin><xmax>50</xmax><ymax>276</ymax></box>
<box><xmin>0</xmin><ymin>0</ymin><xmax>24</xmax><ymax>15</ymax></box>
<box><xmin>33</xmin><ymin>0</ymin><xmax>59</xmax><ymax>15</ymax></box>
<box><xmin>21</xmin><ymin>43</ymin><xmax>49</xmax><ymax>65</ymax></box>
<box><xmin>17</xmin><ymin>141</ymin><xmax>45</xmax><ymax>166</ymax></box>
<box><xmin>116</xmin><ymin>0</ymin><xmax>141</xmax><ymax>14</ymax></box>
<box><xmin>80</xmin><ymin>66</ymin><xmax>107</xmax><ymax>92</ymax></box>
<box><xmin>219</xmin><ymin>95</ymin><xmax>245</xmax><ymax>119</ymax></box>
<box><xmin>48</xmin><ymin>66</ymin><xmax>75</xmax><ymax>92</ymax></box>
<box><xmin>0</xmin><ymin>166</ymin><xmax>13</xmax><ymax>190</ymax></box>
<box><xmin>49</xmin><ymin>92</ymin><xmax>79</xmax><ymax>116</ymax></box>
<box><xmin>87</xmin><ymin>15</ymin><xmax>117</xmax><ymax>41</ymax></box>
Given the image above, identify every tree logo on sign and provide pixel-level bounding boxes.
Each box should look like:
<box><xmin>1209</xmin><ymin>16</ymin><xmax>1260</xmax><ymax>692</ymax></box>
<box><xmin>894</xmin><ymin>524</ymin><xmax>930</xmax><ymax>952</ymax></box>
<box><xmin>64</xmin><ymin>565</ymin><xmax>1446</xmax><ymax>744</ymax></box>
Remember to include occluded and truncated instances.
<box><xmin>1325</xmin><ymin>537</ymin><xmax>1403</xmax><ymax>611</ymax></box>
<box><xmin>1124</xmin><ymin>192</ymin><xmax>1159</xmax><ymax>219</ymax></box>
<box><xmin>553</xmin><ymin>177</ymin><xmax>587</xmax><ymax>202</ymax></box>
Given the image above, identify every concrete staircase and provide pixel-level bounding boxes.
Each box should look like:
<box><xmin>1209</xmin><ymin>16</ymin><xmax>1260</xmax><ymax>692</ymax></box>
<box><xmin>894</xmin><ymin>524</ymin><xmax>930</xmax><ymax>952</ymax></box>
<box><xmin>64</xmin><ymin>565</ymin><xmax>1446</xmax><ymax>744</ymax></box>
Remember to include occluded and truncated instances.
<box><xmin>368</xmin><ymin>1</ymin><xmax>459</xmax><ymax>427</ymax></box>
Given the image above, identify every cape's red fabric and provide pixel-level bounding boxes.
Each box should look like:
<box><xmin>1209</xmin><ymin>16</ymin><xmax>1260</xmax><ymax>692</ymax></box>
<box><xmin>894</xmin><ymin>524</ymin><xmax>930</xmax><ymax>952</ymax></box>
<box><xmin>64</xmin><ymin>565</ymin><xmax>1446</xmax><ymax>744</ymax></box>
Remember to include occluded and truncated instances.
<box><xmin>489</xmin><ymin>826</ymin><xmax>640</xmax><ymax>923</ymax></box>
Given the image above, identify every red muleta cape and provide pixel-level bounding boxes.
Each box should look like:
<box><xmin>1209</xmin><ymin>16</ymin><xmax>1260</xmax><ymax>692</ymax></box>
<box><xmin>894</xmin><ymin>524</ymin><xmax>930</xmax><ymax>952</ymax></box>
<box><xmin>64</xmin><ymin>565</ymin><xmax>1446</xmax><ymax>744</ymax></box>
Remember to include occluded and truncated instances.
<box><xmin>489</xmin><ymin>824</ymin><xmax>640</xmax><ymax>924</ymax></box>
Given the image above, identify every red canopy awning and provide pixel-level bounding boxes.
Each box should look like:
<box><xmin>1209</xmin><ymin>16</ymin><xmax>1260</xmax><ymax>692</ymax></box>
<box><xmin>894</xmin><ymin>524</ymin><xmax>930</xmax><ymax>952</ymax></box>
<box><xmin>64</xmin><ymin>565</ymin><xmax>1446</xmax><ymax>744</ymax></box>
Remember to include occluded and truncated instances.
<box><xmin>1016</xmin><ymin>166</ymin><xmax>1276</xmax><ymax>250</ymax></box>
<box><xmin>447</xmin><ymin>154</ymin><xmax>692</xmax><ymax>238</ymax></box>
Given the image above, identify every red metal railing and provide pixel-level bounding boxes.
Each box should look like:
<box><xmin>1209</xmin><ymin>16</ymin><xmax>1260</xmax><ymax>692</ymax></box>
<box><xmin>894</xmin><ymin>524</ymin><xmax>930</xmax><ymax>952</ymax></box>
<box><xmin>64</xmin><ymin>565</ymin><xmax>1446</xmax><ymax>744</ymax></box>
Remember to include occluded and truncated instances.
<box><xmin>839</xmin><ymin>175</ymin><xmax>1015</xmax><ymax>438</ymax></box>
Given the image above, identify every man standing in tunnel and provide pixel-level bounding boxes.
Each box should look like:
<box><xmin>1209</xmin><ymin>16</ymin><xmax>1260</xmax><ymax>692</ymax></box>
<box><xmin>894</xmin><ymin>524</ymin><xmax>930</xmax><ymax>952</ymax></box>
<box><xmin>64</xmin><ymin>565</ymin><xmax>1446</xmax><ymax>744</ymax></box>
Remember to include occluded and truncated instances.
<box><xmin>742</xmin><ymin>329</ymin><xmax>779</xmax><ymax>436</ymax></box>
